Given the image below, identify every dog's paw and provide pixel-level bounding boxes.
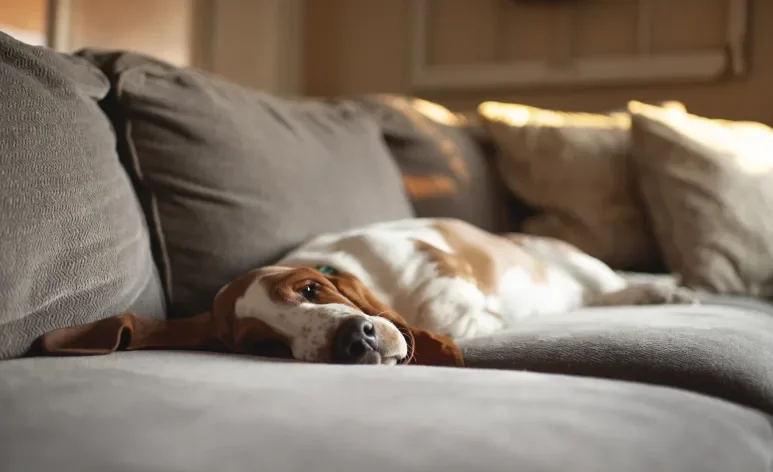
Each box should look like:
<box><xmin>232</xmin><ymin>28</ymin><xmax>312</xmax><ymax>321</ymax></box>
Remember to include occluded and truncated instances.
<box><xmin>641</xmin><ymin>284</ymin><xmax>702</xmax><ymax>306</ymax></box>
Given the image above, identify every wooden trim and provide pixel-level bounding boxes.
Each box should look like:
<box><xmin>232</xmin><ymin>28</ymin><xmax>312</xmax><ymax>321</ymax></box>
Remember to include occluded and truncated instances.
<box><xmin>557</xmin><ymin>5</ymin><xmax>575</xmax><ymax>64</ymax></box>
<box><xmin>207</xmin><ymin>0</ymin><xmax>305</xmax><ymax>94</ymax></box>
<box><xmin>727</xmin><ymin>0</ymin><xmax>750</xmax><ymax>75</ymax></box>
<box><xmin>276</xmin><ymin>0</ymin><xmax>305</xmax><ymax>95</ymax></box>
<box><xmin>412</xmin><ymin>51</ymin><xmax>727</xmax><ymax>91</ymax></box>
<box><xmin>410</xmin><ymin>0</ymin><xmax>747</xmax><ymax>91</ymax></box>
<box><xmin>46</xmin><ymin>0</ymin><xmax>71</xmax><ymax>51</ymax></box>
<box><xmin>410</xmin><ymin>0</ymin><xmax>429</xmax><ymax>88</ymax></box>
<box><xmin>189</xmin><ymin>0</ymin><xmax>215</xmax><ymax>71</ymax></box>
<box><xmin>636</xmin><ymin>0</ymin><xmax>652</xmax><ymax>54</ymax></box>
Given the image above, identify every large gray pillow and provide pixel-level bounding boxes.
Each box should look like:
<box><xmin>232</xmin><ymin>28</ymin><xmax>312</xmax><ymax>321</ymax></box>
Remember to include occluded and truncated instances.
<box><xmin>76</xmin><ymin>50</ymin><xmax>415</xmax><ymax>318</ymax></box>
<box><xmin>0</xmin><ymin>35</ymin><xmax>166</xmax><ymax>359</ymax></box>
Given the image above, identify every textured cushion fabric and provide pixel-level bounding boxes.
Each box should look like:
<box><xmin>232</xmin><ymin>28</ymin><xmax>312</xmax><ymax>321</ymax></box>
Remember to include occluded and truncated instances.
<box><xmin>478</xmin><ymin>101</ymin><xmax>685</xmax><ymax>270</ymax></box>
<box><xmin>0</xmin><ymin>35</ymin><xmax>165</xmax><ymax>359</ymax></box>
<box><xmin>629</xmin><ymin>101</ymin><xmax>773</xmax><ymax>297</ymax></box>
<box><xmin>76</xmin><ymin>50</ymin><xmax>414</xmax><ymax>318</ymax></box>
<box><xmin>459</xmin><ymin>301</ymin><xmax>773</xmax><ymax>415</ymax></box>
<box><xmin>2</xmin><ymin>352</ymin><xmax>772</xmax><ymax>472</ymax></box>
<box><xmin>354</xmin><ymin>95</ymin><xmax>516</xmax><ymax>233</ymax></box>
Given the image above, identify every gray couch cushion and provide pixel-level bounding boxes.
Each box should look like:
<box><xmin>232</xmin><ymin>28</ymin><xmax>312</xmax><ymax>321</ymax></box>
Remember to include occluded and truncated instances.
<box><xmin>76</xmin><ymin>50</ymin><xmax>415</xmax><ymax>318</ymax></box>
<box><xmin>0</xmin><ymin>34</ymin><xmax>166</xmax><ymax>359</ymax></box>
<box><xmin>353</xmin><ymin>95</ymin><xmax>516</xmax><ymax>233</ymax></box>
<box><xmin>459</xmin><ymin>300</ymin><xmax>773</xmax><ymax>415</ymax></box>
<box><xmin>2</xmin><ymin>351</ymin><xmax>771</xmax><ymax>472</ymax></box>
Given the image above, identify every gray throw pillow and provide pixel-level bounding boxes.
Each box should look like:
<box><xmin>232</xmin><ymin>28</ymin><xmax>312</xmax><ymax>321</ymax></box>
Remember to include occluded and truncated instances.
<box><xmin>353</xmin><ymin>95</ymin><xmax>516</xmax><ymax>233</ymax></box>
<box><xmin>77</xmin><ymin>50</ymin><xmax>415</xmax><ymax>318</ymax></box>
<box><xmin>0</xmin><ymin>34</ymin><xmax>166</xmax><ymax>359</ymax></box>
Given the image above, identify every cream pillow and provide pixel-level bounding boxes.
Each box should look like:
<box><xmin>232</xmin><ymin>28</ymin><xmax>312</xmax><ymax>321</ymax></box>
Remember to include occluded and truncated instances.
<box><xmin>479</xmin><ymin>100</ymin><xmax>684</xmax><ymax>270</ymax></box>
<box><xmin>629</xmin><ymin>101</ymin><xmax>773</xmax><ymax>296</ymax></box>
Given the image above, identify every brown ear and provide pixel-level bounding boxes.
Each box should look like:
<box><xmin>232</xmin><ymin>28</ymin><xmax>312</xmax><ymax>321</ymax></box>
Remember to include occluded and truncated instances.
<box><xmin>211</xmin><ymin>270</ymin><xmax>294</xmax><ymax>358</ymax></box>
<box><xmin>32</xmin><ymin>312</ymin><xmax>221</xmax><ymax>356</ymax></box>
<box><xmin>327</xmin><ymin>272</ymin><xmax>465</xmax><ymax>367</ymax></box>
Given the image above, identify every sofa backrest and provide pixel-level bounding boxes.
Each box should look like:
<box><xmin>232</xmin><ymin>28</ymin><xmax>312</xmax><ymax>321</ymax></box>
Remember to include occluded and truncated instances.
<box><xmin>0</xmin><ymin>33</ymin><xmax>166</xmax><ymax>359</ymax></box>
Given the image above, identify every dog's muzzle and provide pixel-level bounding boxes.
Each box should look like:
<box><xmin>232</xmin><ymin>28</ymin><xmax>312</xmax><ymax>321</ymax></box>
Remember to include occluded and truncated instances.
<box><xmin>331</xmin><ymin>317</ymin><xmax>381</xmax><ymax>364</ymax></box>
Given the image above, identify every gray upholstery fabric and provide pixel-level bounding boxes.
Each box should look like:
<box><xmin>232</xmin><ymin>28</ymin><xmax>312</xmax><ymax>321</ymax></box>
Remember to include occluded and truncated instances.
<box><xmin>75</xmin><ymin>50</ymin><xmax>415</xmax><ymax>318</ymax></box>
<box><xmin>353</xmin><ymin>95</ymin><xmax>516</xmax><ymax>233</ymax></box>
<box><xmin>2</xmin><ymin>351</ymin><xmax>771</xmax><ymax>472</ymax></box>
<box><xmin>459</xmin><ymin>301</ymin><xmax>773</xmax><ymax>415</ymax></box>
<box><xmin>0</xmin><ymin>34</ymin><xmax>165</xmax><ymax>359</ymax></box>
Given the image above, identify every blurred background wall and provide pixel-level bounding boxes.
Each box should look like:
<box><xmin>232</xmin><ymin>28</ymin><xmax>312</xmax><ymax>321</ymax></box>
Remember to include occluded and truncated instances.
<box><xmin>1</xmin><ymin>0</ymin><xmax>768</xmax><ymax>123</ymax></box>
<box><xmin>303</xmin><ymin>0</ymin><xmax>770</xmax><ymax>123</ymax></box>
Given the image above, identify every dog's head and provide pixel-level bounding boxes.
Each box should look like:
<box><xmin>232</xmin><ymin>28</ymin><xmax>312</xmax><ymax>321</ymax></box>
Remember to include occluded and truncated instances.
<box><xmin>229</xmin><ymin>266</ymin><xmax>411</xmax><ymax>365</ymax></box>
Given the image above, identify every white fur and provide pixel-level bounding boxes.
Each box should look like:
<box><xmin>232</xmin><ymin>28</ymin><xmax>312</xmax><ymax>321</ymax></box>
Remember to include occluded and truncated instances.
<box><xmin>278</xmin><ymin>218</ymin><xmax>632</xmax><ymax>339</ymax></box>
<box><xmin>237</xmin><ymin>218</ymin><xmax>693</xmax><ymax>363</ymax></box>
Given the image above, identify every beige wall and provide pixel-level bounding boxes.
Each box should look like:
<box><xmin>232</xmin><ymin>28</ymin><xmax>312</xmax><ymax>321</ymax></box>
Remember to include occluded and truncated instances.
<box><xmin>304</xmin><ymin>0</ymin><xmax>773</xmax><ymax>124</ymax></box>
<box><xmin>0</xmin><ymin>0</ymin><xmax>46</xmax><ymax>32</ymax></box>
<box><xmin>0</xmin><ymin>0</ymin><xmax>47</xmax><ymax>45</ymax></box>
<box><xmin>206</xmin><ymin>0</ymin><xmax>304</xmax><ymax>93</ymax></box>
<box><xmin>49</xmin><ymin>0</ymin><xmax>304</xmax><ymax>93</ymax></box>
<box><xmin>64</xmin><ymin>0</ymin><xmax>194</xmax><ymax>66</ymax></box>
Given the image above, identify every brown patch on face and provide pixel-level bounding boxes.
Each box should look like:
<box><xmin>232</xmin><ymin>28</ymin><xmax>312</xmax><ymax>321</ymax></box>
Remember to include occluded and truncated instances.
<box><xmin>208</xmin><ymin>269</ymin><xmax>294</xmax><ymax>358</ymax></box>
<box><xmin>257</xmin><ymin>267</ymin><xmax>360</xmax><ymax>309</ymax></box>
<box><xmin>422</xmin><ymin>219</ymin><xmax>548</xmax><ymax>294</ymax></box>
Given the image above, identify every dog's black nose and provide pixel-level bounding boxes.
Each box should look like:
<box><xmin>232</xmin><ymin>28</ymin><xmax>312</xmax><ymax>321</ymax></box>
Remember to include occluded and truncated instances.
<box><xmin>332</xmin><ymin>317</ymin><xmax>379</xmax><ymax>364</ymax></box>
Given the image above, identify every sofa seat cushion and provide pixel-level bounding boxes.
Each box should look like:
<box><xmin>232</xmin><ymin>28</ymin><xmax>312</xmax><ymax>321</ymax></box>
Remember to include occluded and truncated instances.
<box><xmin>460</xmin><ymin>298</ymin><xmax>773</xmax><ymax>415</ymax></box>
<box><xmin>2</xmin><ymin>351</ymin><xmax>772</xmax><ymax>472</ymax></box>
<box><xmin>0</xmin><ymin>34</ymin><xmax>166</xmax><ymax>359</ymax></box>
<box><xmin>75</xmin><ymin>50</ymin><xmax>415</xmax><ymax>318</ymax></box>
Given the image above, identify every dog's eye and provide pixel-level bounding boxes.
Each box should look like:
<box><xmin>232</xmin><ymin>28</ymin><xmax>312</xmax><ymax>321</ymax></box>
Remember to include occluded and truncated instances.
<box><xmin>299</xmin><ymin>283</ymin><xmax>319</xmax><ymax>301</ymax></box>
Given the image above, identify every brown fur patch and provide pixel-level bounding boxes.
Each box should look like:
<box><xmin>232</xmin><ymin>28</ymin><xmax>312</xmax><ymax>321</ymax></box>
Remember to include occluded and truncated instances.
<box><xmin>257</xmin><ymin>267</ymin><xmax>360</xmax><ymax>310</ymax></box>
<box><xmin>413</xmin><ymin>239</ymin><xmax>477</xmax><ymax>285</ymax></box>
<box><xmin>419</xmin><ymin>219</ymin><xmax>549</xmax><ymax>294</ymax></box>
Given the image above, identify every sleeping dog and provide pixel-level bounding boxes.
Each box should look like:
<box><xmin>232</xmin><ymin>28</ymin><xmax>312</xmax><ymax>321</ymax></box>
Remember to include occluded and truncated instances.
<box><xmin>232</xmin><ymin>218</ymin><xmax>698</xmax><ymax>365</ymax></box>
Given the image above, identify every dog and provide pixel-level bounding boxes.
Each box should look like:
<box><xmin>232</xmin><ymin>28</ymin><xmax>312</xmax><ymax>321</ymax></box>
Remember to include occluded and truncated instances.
<box><xmin>233</xmin><ymin>218</ymin><xmax>697</xmax><ymax>365</ymax></box>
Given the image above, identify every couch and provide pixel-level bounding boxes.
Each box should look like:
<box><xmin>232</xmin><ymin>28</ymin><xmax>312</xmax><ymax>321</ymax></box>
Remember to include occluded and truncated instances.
<box><xmin>2</xmin><ymin>32</ymin><xmax>773</xmax><ymax>472</ymax></box>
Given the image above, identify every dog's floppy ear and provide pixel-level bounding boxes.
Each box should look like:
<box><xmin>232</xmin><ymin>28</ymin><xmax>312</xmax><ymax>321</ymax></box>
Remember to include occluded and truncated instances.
<box><xmin>326</xmin><ymin>272</ymin><xmax>464</xmax><ymax>367</ymax></box>
<box><xmin>32</xmin><ymin>270</ymin><xmax>295</xmax><ymax>358</ymax></box>
<box><xmin>211</xmin><ymin>270</ymin><xmax>293</xmax><ymax>358</ymax></box>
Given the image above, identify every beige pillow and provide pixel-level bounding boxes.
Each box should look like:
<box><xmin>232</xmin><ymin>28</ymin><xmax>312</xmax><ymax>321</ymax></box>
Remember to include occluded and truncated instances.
<box><xmin>478</xmin><ymin>101</ymin><xmax>684</xmax><ymax>270</ymax></box>
<box><xmin>629</xmin><ymin>101</ymin><xmax>773</xmax><ymax>296</ymax></box>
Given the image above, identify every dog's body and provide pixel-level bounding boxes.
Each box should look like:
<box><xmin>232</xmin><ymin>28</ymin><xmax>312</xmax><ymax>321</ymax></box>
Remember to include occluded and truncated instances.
<box><xmin>235</xmin><ymin>218</ymin><xmax>695</xmax><ymax>364</ymax></box>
